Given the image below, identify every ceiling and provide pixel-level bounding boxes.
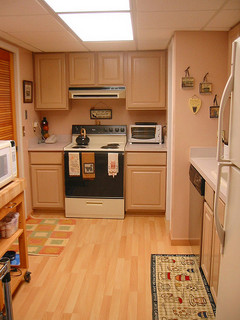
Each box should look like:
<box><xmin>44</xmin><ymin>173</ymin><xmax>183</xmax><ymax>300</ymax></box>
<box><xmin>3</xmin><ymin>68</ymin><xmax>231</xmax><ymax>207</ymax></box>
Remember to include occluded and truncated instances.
<box><xmin>0</xmin><ymin>0</ymin><xmax>239</xmax><ymax>52</ymax></box>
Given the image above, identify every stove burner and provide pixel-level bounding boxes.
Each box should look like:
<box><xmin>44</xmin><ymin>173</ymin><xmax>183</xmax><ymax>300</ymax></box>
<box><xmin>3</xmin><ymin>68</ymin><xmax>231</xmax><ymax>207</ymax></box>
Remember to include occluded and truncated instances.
<box><xmin>101</xmin><ymin>143</ymin><xmax>120</xmax><ymax>149</ymax></box>
<box><xmin>72</xmin><ymin>145</ymin><xmax>87</xmax><ymax>149</ymax></box>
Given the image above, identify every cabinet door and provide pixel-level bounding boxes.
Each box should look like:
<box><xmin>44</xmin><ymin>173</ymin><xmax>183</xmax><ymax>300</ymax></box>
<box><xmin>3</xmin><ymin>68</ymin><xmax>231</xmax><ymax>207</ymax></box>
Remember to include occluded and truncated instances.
<box><xmin>69</xmin><ymin>53</ymin><xmax>95</xmax><ymax>85</ymax></box>
<box><xmin>98</xmin><ymin>52</ymin><xmax>124</xmax><ymax>84</ymax></box>
<box><xmin>201</xmin><ymin>202</ymin><xmax>213</xmax><ymax>284</ymax></box>
<box><xmin>126</xmin><ymin>166</ymin><xmax>166</xmax><ymax>211</ymax></box>
<box><xmin>31</xmin><ymin>165</ymin><xmax>64</xmax><ymax>209</ymax></box>
<box><xmin>210</xmin><ymin>198</ymin><xmax>225</xmax><ymax>304</ymax></box>
<box><xmin>34</xmin><ymin>53</ymin><xmax>68</xmax><ymax>110</ymax></box>
<box><xmin>126</xmin><ymin>51</ymin><xmax>166</xmax><ymax>110</ymax></box>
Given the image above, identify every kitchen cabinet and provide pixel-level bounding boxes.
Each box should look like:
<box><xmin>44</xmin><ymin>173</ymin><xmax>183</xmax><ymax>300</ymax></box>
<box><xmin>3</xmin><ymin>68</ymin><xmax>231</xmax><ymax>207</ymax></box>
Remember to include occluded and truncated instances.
<box><xmin>201</xmin><ymin>182</ymin><xmax>225</xmax><ymax>304</ymax></box>
<box><xmin>126</xmin><ymin>152</ymin><xmax>166</xmax><ymax>212</ymax></box>
<box><xmin>201</xmin><ymin>201</ymin><xmax>214</xmax><ymax>284</ymax></box>
<box><xmin>126</xmin><ymin>51</ymin><xmax>166</xmax><ymax>110</ymax></box>
<box><xmin>69</xmin><ymin>52</ymin><xmax>124</xmax><ymax>86</ymax></box>
<box><xmin>34</xmin><ymin>53</ymin><xmax>68</xmax><ymax>110</ymax></box>
<box><xmin>29</xmin><ymin>152</ymin><xmax>64</xmax><ymax>210</ymax></box>
<box><xmin>0</xmin><ymin>179</ymin><xmax>29</xmax><ymax>310</ymax></box>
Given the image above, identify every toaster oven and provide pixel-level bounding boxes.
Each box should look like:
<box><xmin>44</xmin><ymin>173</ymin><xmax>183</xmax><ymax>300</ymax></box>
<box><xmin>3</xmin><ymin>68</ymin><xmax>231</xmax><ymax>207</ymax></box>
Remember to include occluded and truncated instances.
<box><xmin>128</xmin><ymin>124</ymin><xmax>162</xmax><ymax>144</ymax></box>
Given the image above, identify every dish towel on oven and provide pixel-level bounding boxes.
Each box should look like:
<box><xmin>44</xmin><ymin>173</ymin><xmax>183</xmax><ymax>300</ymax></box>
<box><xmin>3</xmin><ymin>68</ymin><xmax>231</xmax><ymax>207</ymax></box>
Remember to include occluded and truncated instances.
<box><xmin>68</xmin><ymin>152</ymin><xmax>80</xmax><ymax>176</ymax></box>
<box><xmin>108</xmin><ymin>153</ymin><xmax>118</xmax><ymax>177</ymax></box>
<box><xmin>81</xmin><ymin>152</ymin><xmax>95</xmax><ymax>179</ymax></box>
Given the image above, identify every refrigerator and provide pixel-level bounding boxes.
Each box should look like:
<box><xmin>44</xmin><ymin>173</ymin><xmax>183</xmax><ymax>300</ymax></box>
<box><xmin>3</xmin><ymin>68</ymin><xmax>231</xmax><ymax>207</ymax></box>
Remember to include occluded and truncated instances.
<box><xmin>214</xmin><ymin>37</ymin><xmax>240</xmax><ymax>320</ymax></box>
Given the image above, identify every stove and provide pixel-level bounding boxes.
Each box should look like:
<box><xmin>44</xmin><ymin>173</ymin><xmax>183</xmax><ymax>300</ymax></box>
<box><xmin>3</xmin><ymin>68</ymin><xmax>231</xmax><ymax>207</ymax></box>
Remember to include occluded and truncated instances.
<box><xmin>64</xmin><ymin>125</ymin><xmax>127</xmax><ymax>219</ymax></box>
<box><xmin>64</xmin><ymin>125</ymin><xmax>126</xmax><ymax>152</ymax></box>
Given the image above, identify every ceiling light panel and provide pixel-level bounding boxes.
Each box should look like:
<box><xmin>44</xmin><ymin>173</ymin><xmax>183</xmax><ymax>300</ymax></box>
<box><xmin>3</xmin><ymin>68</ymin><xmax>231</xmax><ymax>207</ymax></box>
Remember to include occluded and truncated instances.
<box><xmin>59</xmin><ymin>12</ymin><xmax>133</xmax><ymax>41</ymax></box>
<box><xmin>43</xmin><ymin>0</ymin><xmax>130</xmax><ymax>12</ymax></box>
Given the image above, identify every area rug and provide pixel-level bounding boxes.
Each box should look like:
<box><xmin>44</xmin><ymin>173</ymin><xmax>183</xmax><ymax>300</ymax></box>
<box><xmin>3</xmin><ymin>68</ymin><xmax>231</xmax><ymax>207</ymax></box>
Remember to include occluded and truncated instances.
<box><xmin>151</xmin><ymin>254</ymin><xmax>216</xmax><ymax>320</ymax></box>
<box><xmin>11</xmin><ymin>217</ymin><xmax>76</xmax><ymax>257</ymax></box>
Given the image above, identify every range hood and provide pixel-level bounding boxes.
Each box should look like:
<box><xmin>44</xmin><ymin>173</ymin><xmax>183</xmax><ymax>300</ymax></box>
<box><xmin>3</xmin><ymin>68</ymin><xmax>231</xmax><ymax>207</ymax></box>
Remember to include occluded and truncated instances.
<box><xmin>69</xmin><ymin>86</ymin><xmax>126</xmax><ymax>99</ymax></box>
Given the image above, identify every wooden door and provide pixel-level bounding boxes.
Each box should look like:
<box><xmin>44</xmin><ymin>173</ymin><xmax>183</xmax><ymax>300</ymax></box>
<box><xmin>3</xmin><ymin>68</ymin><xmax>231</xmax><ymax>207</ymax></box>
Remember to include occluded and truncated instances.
<box><xmin>126</xmin><ymin>166</ymin><xmax>166</xmax><ymax>211</ymax></box>
<box><xmin>69</xmin><ymin>53</ymin><xmax>95</xmax><ymax>85</ymax></box>
<box><xmin>201</xmin><ymin>202</ymin><xmax>213</xmax><ymax>284</ymax></box>
<box><xmin>126</xmin><ymin>51</ymin><xmax>166</xmax><ymax>110</ymax></box>
<box><xmin>0</xmin><ymin>48</ymin><xmax>17</xmax><ymax>141</ymax></box>
<box><xmin>31</xmin><ymin>164</ymin><xmax>64</xmax><ymax>209</ymax></box>
<box><xmin>98</xmin><ymin>52</ymin><xmax>124</xmax><ymax>84</ymax></box>
<box><xmin>34</xmin><ymin>53</ymin><xmax>67</xmax><ymax>110</ymax></box>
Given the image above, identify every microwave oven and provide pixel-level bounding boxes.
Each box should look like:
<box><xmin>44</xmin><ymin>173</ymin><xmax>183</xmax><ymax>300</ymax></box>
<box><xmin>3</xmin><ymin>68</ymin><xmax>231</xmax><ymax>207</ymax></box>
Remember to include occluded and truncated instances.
<box><xmin>0</xmin><ymin>140</ymin><xmax>17</xmax><ymax>189</ymax></box>
<box><xmin>128</xmin><ymin>124</ymin><xmax>162</xmax><ymax>144</ymax></box>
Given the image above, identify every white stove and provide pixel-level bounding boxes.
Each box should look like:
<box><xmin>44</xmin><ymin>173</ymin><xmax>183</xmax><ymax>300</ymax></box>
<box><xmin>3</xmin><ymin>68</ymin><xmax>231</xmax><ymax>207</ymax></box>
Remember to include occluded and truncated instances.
<box><xmin>64</xmin><ymin>125</ymin><xmax>127</xmax><ymax>220</ymax></box>
<box><xmin>64</xmin><ymin>125</ymin><xmax>126</xmax><ymax>152</ymax></box>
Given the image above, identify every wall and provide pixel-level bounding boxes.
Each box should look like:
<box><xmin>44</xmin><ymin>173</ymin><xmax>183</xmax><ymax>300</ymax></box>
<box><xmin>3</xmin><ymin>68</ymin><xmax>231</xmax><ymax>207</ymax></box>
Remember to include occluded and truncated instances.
<box><xmin>0</xmin><ymin>37</ymin><xmax>38</xmax><ymax>216</ymax></box>
<box><xmin>18</xmin><ymin>46</ymin><xmax>39</xmax><ymax>216</ymax></box>
<box><xmin>170</xmin><ymin>31</ymin><xmax>228</xmax><ymax>242</ymax></box>
<box><xmin>38</xmin><ymin>100</ymin><xmax>166</xmax><ymax>136</ymax></box>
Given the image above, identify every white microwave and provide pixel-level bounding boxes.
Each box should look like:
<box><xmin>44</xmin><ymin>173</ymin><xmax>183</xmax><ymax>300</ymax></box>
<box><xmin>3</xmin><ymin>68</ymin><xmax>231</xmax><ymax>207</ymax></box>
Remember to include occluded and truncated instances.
<box><xmin>128</xmin><ymin>124</ymin><xmax>162</xmax><ymax>144</ymax></box>
<box><xmin>0</xmin><ymin>140</ymin><xmax>17</xmax><ymax>189</ymax></box>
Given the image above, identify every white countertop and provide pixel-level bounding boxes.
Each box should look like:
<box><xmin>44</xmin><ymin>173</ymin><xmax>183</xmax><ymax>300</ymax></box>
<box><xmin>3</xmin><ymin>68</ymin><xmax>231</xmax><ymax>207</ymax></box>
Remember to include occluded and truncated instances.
<box><xmin>28</xmin><ymin>135</ymin><xmax>71</xmax><ymax>151</ymax></box>
<box><xmin>125</xmin><ymin>142</ymin><xmax>167</xmax><ymax>152</ymax></box>
<box><xmin>190</xmin><ymin>147</ymin><xmax>228</xmax><ymax>202</ymax></box>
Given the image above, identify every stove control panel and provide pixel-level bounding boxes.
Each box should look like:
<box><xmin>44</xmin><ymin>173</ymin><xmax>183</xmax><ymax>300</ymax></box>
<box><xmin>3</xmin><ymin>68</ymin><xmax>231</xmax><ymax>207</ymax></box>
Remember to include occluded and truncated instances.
<box><xmin>72</xmin><ymin>125</ymin><xmax>126</xmax><ymax>135</ymax></box>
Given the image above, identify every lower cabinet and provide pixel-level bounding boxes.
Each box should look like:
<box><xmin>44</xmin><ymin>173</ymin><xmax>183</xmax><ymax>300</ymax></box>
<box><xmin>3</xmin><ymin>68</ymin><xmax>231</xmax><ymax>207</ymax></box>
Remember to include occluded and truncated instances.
<box><xmin>29</xmin><ymin>152</ymin><xmax>64</xmax><ymax>210</ymax></box>
<box><xmin>126</xmin><ymin>152</ymin><xmax>166</xmax><ymax>212</ymax></box>
<box><xmin>201</xmin><ymin>182</ymin><xmax>225</xmax><ymax>304</ymax></box>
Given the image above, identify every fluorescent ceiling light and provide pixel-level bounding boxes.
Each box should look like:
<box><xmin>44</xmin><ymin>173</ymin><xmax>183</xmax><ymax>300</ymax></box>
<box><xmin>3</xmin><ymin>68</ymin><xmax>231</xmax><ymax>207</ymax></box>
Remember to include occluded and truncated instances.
<box><xmin>59</xmin><ymin>12</ymin><xmax>133</xmax><ymax>41</ymax></box>
<box><xmin>43</xmin><ymin>0</ymin><xmax>130</xmax><ymax>12</ymax></box>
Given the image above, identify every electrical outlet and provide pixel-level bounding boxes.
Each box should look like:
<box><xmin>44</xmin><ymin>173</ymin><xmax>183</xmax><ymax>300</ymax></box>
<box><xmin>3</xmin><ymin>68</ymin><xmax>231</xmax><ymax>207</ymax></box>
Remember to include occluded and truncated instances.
<box><xmin>33</xmin><ymin>121</ymin><xmax>38</xmax><ymax>132</ymax></box>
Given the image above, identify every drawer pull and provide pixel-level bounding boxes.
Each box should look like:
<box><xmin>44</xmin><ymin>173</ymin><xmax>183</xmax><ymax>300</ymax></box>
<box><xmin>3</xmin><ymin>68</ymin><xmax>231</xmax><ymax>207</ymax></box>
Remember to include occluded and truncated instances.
<box><xmin>86</xmin><ymin>201</ymin><xmax>103</xmax><ymax>206</ymax></box>
<box><xmin>4</xmin><ymin>202</ymin><xmax>17</xmax><ymax>209</ymax></box>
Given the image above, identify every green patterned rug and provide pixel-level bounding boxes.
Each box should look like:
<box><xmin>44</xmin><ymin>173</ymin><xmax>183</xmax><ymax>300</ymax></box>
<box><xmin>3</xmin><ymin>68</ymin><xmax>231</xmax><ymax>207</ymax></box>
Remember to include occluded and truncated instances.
<box><xmin>11</xmin><ymin>217</ymin><xmax>76</xmax><ymax>256</ymax></box>
<box><xmin>151</xmin><ymin>254</ymin><xmax>216</xmax><ymax>320</ymax></box>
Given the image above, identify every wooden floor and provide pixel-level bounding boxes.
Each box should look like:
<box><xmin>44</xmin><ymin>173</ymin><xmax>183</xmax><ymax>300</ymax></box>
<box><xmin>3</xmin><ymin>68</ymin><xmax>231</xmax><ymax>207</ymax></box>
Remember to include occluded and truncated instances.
<box><xmin>12</xmin><ymin>215</ymin><xmax>192</xmax><ymax>320</ymax></box>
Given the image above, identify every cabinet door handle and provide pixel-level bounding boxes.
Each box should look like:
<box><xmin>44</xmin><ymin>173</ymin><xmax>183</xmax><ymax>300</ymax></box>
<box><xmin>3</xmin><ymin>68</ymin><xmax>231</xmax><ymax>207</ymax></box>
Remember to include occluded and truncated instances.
<box><xmin>4</xmin><ymin>202</ymin><xmax>17</xmax><ymax>209</ymax></box>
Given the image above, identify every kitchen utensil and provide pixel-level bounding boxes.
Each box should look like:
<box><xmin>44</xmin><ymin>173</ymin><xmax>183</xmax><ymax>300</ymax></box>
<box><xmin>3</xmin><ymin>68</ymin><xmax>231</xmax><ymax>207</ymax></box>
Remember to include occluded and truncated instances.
<box><xmin>76</xmin><ymin>128</ymin><xmax>90</xmax><ymax>145</ymax></box>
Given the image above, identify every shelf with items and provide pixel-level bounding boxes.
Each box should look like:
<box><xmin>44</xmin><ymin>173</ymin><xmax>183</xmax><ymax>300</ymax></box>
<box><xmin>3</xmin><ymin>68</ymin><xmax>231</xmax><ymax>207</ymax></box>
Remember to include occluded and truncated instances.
<box><xmin>0</xmin><ymin>178</ymin><xmax>29</xmax><ymax>311</ymax></box>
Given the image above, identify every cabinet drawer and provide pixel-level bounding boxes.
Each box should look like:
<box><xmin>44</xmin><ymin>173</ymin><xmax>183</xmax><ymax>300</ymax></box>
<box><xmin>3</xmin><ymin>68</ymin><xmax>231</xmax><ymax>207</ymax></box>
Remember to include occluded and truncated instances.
<box><xmin>205</xmin><ymin>182</ymin><xmax>214</xmax><ymax>210</ymax></box>
<box><xmin>29</xmin><ymin>152</ymin><xmax>63</xmax><ymax>165</ymax></box>
<box><xmin>126</xmin><ymin>152</ymin><xmax>166</xmax><ymax>166</ymax></box>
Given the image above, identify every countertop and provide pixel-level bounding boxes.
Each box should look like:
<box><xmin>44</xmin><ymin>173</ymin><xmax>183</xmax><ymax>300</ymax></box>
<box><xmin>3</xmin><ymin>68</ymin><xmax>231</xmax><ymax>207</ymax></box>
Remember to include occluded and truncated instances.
<box><xmin>28</xmin><ymin>135</ymin><xmax>71</xmax><ymax>151</ymax></box>
<box><xmin>125</xmin><ymin>142</ymin><xmax>167</xmax><ymax>152</ymax></box>
<box><xmin>190</xmin><ymin>147</ymin><xmax>228</xmax><ymax>202</ymax></box>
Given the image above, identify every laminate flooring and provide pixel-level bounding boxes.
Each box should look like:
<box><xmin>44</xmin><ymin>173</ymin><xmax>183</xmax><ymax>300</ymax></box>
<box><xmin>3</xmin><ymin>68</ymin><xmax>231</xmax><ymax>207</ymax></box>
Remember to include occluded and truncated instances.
<box><xmin>12</xmin><ymin>215</ymin><xmax>193</xmax><ymax>320</ymax></box>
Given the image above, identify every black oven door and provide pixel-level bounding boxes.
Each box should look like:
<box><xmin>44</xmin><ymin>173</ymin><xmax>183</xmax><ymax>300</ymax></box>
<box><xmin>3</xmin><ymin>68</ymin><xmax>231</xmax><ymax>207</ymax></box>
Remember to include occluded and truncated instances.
<box><xmin>64</xmin><ymin>151</ymin><xmax>124</xmax><ymax>198</ymax></box>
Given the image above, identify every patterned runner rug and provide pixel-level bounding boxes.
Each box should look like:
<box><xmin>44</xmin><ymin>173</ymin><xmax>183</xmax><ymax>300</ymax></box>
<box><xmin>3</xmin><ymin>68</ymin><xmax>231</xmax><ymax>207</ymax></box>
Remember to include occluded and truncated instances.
<box><xmin>12</xmin><ymin>217</ymin><xmax>76</xmax><ymax>256</ymax></box>
<box><xmin>151</xmin><ymin>254</ymin><xmax>216</xmax><ymax>320</ymax></box>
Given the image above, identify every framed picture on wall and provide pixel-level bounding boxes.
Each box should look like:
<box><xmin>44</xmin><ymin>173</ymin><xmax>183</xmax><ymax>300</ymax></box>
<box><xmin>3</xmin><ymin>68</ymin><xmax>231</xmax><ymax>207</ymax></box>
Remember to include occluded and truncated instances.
<box><xmin>23</xmin><ymin>80</ymin><xmax>33</xmax><ymax>103</ymax></box>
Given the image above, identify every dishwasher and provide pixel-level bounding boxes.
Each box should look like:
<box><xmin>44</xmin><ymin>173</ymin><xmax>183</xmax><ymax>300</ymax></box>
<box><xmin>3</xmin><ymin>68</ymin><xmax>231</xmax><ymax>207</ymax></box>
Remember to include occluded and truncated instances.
<box><xmin>189</xmin><ymin>164</ymin><xmax>205</xmax><ymax>263</ymax></box>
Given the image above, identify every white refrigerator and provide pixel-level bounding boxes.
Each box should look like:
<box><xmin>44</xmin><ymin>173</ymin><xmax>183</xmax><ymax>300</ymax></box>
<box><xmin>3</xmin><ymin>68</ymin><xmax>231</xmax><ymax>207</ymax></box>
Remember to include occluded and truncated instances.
<box><xmin>214</xmin><ymin>37</ymin><xmax>240</xmax><ymax>320</ymax></box>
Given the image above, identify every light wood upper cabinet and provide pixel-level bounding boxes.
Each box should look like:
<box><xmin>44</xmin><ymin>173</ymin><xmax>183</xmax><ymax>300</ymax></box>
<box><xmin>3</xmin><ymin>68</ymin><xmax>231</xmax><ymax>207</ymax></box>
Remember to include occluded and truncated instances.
<box><xmin>69</xmin><ymin>52</ymin><xmax>124</xmax><ymax>86</ymax></box>
<box><xmin>126</xmin><ymin>51</ymin><xmax>166</xmax><ymax>110</ymax></box>
<box><xmin>98</xmin><ymin>52</ymin><xmax>124</xmax><ymax>84</ymax></box>
<box><xmin>34</xmin><ymin>53</ymin><xmax>68</xmax><ymax>110</ymax></box>
<box><xmin>69</xmin><ymin>52</ymin><xmax>95</xmax><ymax>85</ymax></box>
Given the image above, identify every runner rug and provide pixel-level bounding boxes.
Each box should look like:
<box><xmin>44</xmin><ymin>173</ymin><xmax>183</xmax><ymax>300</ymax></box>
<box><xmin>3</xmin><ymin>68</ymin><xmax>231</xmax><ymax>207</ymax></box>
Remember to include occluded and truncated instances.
<box><xmin>151</xmin><ymin>254</ymin><xmax>216</xmax><ymax>320</ymax></box>
<box><xmin>11</xmin><ymin>217</ymin><xmax>76</xmax><ymax>257</ymax></box>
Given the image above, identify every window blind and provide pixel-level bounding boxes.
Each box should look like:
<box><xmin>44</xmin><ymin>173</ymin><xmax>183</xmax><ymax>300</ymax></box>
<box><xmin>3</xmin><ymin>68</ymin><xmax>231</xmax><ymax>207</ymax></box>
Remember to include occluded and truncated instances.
<box><xmin>0</xmin><ymin>48</ymin><xmax>16</xmax><ymax>141</ymax></box>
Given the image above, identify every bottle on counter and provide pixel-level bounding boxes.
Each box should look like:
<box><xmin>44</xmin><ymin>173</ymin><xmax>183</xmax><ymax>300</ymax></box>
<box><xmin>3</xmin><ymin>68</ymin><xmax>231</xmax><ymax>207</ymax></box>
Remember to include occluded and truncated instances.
<box><xmin>41</xmin><ymin>117</ymin><xmax>49</xmax><ymax>139</ymax></box>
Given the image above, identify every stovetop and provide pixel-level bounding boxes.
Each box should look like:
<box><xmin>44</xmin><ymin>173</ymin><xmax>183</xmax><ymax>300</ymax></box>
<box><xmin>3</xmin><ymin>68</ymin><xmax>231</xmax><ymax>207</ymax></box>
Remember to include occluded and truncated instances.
<box><xmin>64</xmin><ymin>125</ymin><xmax>127</xmax><ymax>152</ymax></box>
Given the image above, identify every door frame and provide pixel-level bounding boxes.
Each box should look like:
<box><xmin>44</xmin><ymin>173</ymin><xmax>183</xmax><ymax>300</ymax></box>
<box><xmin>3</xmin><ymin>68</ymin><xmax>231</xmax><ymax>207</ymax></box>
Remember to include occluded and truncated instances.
<box><xmin>0</xmin><ymin>40</ymin><xmax>26</xmax><ymax>210</ymax></box>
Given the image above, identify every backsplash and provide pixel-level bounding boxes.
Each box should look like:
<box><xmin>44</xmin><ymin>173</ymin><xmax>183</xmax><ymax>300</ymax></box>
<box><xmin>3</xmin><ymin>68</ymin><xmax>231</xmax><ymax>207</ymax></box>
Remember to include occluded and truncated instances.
<box><xmin>39</xmin><ymin>99</ymin><xmax>166</xmax><ymax>136</ymax></box>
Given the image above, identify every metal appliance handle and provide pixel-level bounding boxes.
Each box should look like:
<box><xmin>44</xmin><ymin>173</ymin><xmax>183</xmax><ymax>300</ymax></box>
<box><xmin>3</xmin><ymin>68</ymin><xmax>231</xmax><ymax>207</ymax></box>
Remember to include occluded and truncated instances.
<box><xmin>216</xmin><ymin>74</ymin><xmax>233</xmax><ymax>162</ymax></box>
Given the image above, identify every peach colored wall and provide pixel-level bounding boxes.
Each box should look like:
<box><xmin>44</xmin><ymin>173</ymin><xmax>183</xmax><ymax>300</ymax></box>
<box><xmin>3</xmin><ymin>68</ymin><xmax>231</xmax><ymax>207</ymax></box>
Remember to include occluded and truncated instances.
<box><xmin>18</xmin><ymin>47</ymin><xmax>39</xmax><ymax>216</ymax></box>
<box><xmin>170</xmin><ymin>31</ymin><xmax>228</xmax><ymax>241</ymax></box>
<box><xmin>38</xmin><ymin>100</ymin><xmax>166</xmax><ymax>136</ymax></box>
